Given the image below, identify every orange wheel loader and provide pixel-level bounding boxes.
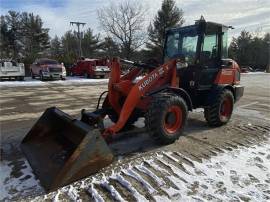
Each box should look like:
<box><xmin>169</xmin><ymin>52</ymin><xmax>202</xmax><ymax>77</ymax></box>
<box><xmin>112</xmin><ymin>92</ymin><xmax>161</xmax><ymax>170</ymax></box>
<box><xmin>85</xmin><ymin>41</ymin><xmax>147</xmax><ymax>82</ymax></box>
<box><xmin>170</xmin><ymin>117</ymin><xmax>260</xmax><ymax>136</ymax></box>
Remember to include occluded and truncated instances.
<box><xmin>21</xmin><ymin>17</ymin><xmax>244</xmax><ymax>191</ymax></box>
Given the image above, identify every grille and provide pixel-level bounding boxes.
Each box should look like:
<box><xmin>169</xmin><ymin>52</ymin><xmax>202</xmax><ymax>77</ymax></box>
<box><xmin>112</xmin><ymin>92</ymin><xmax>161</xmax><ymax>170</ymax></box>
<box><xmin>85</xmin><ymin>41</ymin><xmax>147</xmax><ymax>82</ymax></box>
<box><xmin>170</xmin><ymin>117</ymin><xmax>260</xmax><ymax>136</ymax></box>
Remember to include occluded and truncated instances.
<box><xmin>49</xmin><ymin>67</ymin><xmax>62</xmax><ymax>73</ymax></box>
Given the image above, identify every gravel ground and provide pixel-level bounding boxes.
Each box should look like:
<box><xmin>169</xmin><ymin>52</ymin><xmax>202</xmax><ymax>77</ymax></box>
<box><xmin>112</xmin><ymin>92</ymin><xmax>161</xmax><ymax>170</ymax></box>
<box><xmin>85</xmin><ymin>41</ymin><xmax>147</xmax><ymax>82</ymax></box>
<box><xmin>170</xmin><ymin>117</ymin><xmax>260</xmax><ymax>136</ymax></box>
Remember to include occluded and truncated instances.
<box><xmin>0</xmin><ymin>73</ymin><xmax>269</xmax><ymax>201</ymax></box>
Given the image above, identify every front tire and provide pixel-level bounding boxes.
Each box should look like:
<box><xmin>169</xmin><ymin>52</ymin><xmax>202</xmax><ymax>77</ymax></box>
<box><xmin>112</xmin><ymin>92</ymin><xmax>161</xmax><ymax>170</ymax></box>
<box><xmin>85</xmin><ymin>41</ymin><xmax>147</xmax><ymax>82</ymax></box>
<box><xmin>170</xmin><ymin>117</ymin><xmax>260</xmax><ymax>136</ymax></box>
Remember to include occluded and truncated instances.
<box><xmin>204</xmin><ymin>89</ymin><xmax>234</xmax><ymax>126</ymax></box>
<box><xmin>145</xmin><ymin>93</ymin><xmax>188</xmax><ymax>144</ymax></box>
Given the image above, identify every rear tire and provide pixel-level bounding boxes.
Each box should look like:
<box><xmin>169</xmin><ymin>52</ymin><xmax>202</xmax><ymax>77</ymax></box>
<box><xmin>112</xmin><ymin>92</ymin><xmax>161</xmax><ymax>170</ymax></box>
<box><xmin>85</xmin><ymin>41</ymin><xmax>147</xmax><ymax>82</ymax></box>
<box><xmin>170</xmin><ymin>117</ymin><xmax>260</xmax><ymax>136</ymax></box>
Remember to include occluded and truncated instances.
<box><xmin>204</xmin><ymin>89</ymin><xmax>234</xmax><ymax>126</ymax></box>
<box><xmin>145</xmin><ymin>93</ymin><xmax>188</xmax><ymax>144</ymax></box>
<box><xmin>84</xmin><ymin>72</ymin><xmax>89</xmax><ymax>78</ymax></box>
<box><xmin>39</xmin><ymin>72</ymin><xmax>44</xmax><ymax>81</ymax></box>
<box><xmin>31</xmin><ymin>70</ymin><xmax>35</xmax><ymax>79</ymax></box>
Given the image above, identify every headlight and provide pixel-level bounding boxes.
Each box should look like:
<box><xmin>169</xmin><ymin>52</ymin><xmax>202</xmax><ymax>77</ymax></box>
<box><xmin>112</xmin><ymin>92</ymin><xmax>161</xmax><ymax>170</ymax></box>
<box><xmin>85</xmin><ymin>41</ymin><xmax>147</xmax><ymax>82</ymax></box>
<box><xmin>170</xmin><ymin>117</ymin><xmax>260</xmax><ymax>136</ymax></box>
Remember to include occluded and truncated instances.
<box><xmin>62</xmin><ymin>65</ymin><xmax>66</xmax><ymax>72</ymax></box>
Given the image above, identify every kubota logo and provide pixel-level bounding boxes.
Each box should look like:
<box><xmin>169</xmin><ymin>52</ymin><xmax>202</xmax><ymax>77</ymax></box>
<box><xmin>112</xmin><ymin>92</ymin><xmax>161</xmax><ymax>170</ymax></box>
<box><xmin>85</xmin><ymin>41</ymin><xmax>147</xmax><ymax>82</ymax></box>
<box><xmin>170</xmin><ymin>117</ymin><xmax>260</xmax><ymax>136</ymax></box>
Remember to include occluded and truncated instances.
<box><xmin>138</xmin><ymin>66</ymin><xmax>165</xmax><ymax>91</ymax></box>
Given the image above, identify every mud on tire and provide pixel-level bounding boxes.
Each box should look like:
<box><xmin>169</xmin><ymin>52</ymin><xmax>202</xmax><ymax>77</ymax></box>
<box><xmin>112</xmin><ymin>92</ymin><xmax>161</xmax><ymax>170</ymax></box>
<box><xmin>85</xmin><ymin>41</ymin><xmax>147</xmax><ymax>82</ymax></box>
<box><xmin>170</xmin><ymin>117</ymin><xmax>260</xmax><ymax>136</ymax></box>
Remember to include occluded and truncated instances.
<box><xmin>145</xmin><ymin>93</ymin><xmax>188</xmax><ymax>144</ymax></box>
<box><xmin>204</xmin><ymin>89</ymin><xmax>234</xmax><ymax>126</ymax></box>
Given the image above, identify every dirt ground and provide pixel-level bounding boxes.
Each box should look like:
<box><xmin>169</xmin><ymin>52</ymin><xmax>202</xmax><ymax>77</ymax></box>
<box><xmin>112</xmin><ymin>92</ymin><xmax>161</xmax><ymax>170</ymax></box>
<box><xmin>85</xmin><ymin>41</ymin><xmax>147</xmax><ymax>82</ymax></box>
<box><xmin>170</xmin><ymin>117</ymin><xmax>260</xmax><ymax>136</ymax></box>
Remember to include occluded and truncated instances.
<box><xmin>0</xmin><ymin>73</ymin><xmax>269</xmax><ymax>201</ymax></box>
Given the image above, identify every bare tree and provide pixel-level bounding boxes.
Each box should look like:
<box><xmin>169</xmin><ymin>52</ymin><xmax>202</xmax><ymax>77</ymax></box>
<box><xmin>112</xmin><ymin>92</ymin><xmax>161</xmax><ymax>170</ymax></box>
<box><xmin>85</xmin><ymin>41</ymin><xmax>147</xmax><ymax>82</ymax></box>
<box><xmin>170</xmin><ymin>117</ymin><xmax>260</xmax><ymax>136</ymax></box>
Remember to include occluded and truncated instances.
<box><xmin>98</xmin><ymin>1</ymin><xmax>146</xmax><ymax>59</ymax></box>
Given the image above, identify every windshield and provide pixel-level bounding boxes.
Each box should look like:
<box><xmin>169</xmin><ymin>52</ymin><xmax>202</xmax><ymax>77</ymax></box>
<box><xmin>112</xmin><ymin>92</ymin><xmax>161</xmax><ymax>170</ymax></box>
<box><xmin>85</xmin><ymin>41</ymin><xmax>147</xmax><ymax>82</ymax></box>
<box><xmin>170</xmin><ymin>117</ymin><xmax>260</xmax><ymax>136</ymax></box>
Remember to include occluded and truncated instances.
<box><xmin>164</xmin><ymin>26</ymin><xmax>199</xmax><ymax>64</ymax></box>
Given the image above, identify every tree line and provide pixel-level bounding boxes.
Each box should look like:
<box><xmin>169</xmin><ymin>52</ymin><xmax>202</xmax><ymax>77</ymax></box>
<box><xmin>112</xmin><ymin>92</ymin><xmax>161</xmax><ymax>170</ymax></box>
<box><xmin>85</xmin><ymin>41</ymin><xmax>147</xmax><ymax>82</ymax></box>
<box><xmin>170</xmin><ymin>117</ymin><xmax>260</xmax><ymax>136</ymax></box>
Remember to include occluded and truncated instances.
<box><xmin>229</xmin><ymin>31</ymin><xmax>270</xmax><ymax>70</ymax></box>
<box><xmin>1</xmin><ymin>0</ymin><xmax>269</xmax><ymax>70</ymax></box>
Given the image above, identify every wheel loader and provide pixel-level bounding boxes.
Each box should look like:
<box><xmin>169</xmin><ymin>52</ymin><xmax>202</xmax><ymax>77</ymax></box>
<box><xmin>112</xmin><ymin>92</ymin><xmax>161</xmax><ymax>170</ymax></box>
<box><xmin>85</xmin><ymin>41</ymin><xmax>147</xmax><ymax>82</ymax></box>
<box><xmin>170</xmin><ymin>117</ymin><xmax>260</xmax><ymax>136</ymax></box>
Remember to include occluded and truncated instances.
<box><xmin>21</xmin><ymin>17</ymin><xmax>244</xmax><ymax>191</ymax></box>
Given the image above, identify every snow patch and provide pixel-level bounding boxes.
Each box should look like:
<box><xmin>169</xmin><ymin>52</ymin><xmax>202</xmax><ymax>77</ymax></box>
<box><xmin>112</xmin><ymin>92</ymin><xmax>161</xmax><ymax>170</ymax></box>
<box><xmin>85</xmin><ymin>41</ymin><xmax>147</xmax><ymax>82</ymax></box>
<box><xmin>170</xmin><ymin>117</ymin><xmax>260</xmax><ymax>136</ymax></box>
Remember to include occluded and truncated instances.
<box><xmin>100</xmin><ymin>175</ymin><xmax>125</xmax><ymax>201</ymax></box>
<box><xmin>0</xmin><ymin>76</ymin><xmax>108</xmax><ymax>87</ymax></box>
<box><xmin>0</xmin><ymin>159</ymin><xmax>43</xmax><ymax>201</ymax></box>
<box><xmin>241</xmin><ymin>72</ymin><xmax>268</xmax><ymax>75</ymax></box>
<box><xmin>235</xmin><ymin>107</ymin><xmax>270</xmax><ymax>121</ymax></box>
<box><xmin>87</xmin><ymin>178</ymin><xmax>105</xmax><ymax>202</ymax></box>
<box><xmin>122</xmin><ymin>167</ymin><xmax>156</xmax><ymax>194</ymax></box>
<box><xmin>111</xmin><ymin>174</ymin><xmax>147</xmax><ymax>201</ymax></box>
<box><xmin>14</xmin><ymin>137</ymin><xmax>270</xmax><ymax>202</ymax></box>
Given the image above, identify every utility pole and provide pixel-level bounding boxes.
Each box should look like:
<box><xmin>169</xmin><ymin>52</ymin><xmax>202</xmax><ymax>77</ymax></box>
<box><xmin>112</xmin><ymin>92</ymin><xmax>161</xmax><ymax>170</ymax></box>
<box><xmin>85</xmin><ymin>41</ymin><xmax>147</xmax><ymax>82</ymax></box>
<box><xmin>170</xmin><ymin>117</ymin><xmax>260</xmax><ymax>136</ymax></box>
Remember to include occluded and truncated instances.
<box><xmin>70</xmin><ymin>21</ymin><xmax>86</xmax><ymax>58</ymax></box>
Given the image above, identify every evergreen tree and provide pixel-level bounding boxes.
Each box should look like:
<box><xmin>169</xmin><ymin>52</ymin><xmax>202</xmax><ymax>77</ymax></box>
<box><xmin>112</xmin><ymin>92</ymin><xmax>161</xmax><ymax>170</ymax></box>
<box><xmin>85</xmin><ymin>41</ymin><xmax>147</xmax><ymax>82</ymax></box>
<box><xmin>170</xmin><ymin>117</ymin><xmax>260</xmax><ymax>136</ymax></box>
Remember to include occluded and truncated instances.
<box><xmin>0</xmin><ymin>16</ymin><xmax>10</xmax><ymax>58</ymax></box>
<box><xmin>61</xmin><ymin>31</ymin><xmax>78</xmax><ymax>65</ymax></box>
<box><xmin>3</xmin><ymin>11</ymin><xmax>22</xmax><ymax>59</ymax></box>
<box><xmin>81</xmin><ymin>28</ymin><xmax>100</xmax><ymax>58</ymax></box>
<box><xmin>229</xmin><ymin>31</ymin><xmax>270</xmax><ymax>70</ymax></box>
<box><xmin>0</xmin><ymin>11</ymin><xmax>50</xmax><ymax>64</ymax></box>
<box><xmin>99</xmin><ymin>37</ymin><xmax>120</xmax><ymax>58</ymax></box>
<box><xmin>50</xmin><ymin>35</ymin><xmax>63</xmax><ymax>61</ymax></box>
<box><xmin>263</xmin><ymin>33</ymin><xmax>270</xmax><ymax>72</ymax></box>
<box><xmin>146</xmin><ymin>0</ymin><xmax>184</xmax><ymax>62</ymax></box>
<box><xmin>20</xmin><ymin>12</ymin><xmax>50</xmax><ymax>63</ymax></box>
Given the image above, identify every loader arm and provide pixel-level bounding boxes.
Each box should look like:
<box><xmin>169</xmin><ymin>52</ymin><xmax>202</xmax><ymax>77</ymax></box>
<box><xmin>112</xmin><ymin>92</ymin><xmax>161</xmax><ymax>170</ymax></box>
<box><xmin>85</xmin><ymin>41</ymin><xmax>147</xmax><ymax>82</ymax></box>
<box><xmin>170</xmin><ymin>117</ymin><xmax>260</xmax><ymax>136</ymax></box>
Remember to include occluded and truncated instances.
<box><xmin>103</xmin><ymin>59</ymin><xmax>177</xmax><ymax>138</ymax></box>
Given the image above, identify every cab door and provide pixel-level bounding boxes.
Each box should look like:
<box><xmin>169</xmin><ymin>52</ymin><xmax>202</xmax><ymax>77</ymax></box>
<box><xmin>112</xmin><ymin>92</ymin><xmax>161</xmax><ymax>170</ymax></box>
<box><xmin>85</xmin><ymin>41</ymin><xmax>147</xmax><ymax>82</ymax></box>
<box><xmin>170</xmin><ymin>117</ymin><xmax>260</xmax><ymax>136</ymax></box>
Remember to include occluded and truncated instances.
<box><xmin>197</xmin><ymin>32</ymin><xmax>220</xmax><ymax>90</ymax></box>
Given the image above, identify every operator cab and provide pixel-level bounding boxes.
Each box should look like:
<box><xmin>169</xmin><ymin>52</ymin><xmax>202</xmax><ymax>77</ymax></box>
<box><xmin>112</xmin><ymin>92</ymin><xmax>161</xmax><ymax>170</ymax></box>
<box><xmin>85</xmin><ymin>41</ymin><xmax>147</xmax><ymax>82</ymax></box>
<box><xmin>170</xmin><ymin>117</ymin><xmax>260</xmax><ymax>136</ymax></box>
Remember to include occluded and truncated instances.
<box><xmin>163</xmin><ymin>17</ymin><xmax>232</xmax><ymax>105</ymax></box>
<box><xmin>164</xmin><ymin>16</ymin><xmax>229</xmax><ymax>66</ymax></box>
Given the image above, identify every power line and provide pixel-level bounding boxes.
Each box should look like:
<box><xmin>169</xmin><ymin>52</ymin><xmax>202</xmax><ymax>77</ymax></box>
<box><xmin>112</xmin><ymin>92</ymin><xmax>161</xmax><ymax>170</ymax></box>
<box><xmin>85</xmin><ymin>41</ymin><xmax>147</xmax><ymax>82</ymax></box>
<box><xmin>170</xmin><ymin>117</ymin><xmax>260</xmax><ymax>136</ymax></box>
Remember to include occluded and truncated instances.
<box><xmin>70</xmin><ymin>21</ymin><xmax>86</xmax><ymax>58</ymax></box>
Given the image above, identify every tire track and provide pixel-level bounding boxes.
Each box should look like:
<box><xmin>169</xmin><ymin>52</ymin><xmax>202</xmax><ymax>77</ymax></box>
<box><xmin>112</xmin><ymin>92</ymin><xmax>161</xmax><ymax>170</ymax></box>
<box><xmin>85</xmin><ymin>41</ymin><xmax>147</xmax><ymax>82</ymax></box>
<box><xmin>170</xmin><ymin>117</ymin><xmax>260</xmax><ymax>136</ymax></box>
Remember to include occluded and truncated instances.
<box><xmin>23</xmin><ymin>123</ymin><xmax>270</xmax><ymax>202</ymax></box>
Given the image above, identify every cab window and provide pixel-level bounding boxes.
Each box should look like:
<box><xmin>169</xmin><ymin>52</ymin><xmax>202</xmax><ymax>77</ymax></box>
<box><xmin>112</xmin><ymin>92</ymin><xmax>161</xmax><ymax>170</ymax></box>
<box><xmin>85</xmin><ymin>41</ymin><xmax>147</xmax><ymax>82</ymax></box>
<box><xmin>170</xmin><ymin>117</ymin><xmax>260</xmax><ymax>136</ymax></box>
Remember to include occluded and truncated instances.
<box><xmin>222</xmin><ymin>31</ymin><xmax>228</xmax><ymax>58</ymax></box>
<box><xmin>201</xmin><ymin>34</ymin><xmax>218</xmax><ymax>67</ymax></box>
<box><xmin>164</xmin><ymin>29</ymin><xmax>198</xmax><ymax>65</ymax></box>
<box><xmin>165</xmin><ymin>32</ymin><xmax>179</xmax><ymax>58</ymax></box>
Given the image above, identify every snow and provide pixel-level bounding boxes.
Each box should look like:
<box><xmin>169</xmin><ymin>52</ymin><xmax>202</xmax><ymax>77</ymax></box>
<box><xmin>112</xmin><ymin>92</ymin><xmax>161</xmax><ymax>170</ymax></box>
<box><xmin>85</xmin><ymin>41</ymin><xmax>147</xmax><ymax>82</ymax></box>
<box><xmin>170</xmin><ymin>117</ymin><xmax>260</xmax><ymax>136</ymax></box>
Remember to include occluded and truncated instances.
<box><xmin>122</xmin><ymin>166</ymin><xmax>156</xmax><ymax>194</ymax></box>
<box><xmin>159</xmin><ymin>144</ymin><xmax>270</xmax><ymax>201</ymax></box>
<box><xmin>240</xmin><ymin>72</ymin><xmax>270</xmax><ymax>88</ymax></box>
<box><xmin>66</xmin><ymin>185</ymin><xmax>81</xmax><ymax>202</ymax></box>
<box><xmin>100</xmin><ymin>176</ymin><xmax>125</xmax><ymax>201</ymax></box>
<box><xmin>13</xmin><ymin>137</ymin><xmax>270</xmax><ymax>201</ymax></box>
<box><xmin>90</xmin><ymin>139</ymin><xmax>270</xmax><ymax>201</ymax></box>
<box><xmin>111</xmin><ymin>173</ymin><xmax>147</xmax><ymax>201</ymax></box>
<box><xmin>241</xmin><ymin>71</ymin><xmax>268</xmax><ymax>75</ymax></box>
<box><xmin>135</xmin><ymin>164</ymin><xmax>164</xmax><ymax>186</ymax></box>
<box><xmin>0</xmin><ymin>76</ymin><xmax>108</xmax><ymax>87</ymax></box>
<box><xmin>0</xmin><ymin>158</ymin><xmax>43</xmax><ymax>201</ymax></box>
<box><xmin>235</xmin><ymin>107</ymin><xmax>270</xmax><ymax>121</ymax></box>
<box><xmin>87</xmin><ymin>178</ymin><xmax>105</xmax><ymax>202</ymax></box>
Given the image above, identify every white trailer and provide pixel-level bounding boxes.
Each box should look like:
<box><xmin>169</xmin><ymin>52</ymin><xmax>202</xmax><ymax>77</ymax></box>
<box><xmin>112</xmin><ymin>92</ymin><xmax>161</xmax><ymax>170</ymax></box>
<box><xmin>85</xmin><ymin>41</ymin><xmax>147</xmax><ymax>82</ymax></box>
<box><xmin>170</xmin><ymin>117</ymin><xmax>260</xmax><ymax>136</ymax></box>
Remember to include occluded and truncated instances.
<box><xmin>0</xmin><ymin>61</ymin><xmax>25</xmax><ymax>81</ymax></box>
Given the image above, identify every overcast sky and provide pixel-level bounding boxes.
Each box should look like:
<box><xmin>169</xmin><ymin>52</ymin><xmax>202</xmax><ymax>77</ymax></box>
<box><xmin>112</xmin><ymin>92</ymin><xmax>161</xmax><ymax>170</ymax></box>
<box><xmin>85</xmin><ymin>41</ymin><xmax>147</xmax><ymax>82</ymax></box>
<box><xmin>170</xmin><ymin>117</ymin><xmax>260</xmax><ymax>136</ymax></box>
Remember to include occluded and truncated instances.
<box><xmin>1</xmin><ymin>0</ymin><xmax>270</xmax><ymax>39</ymax></box>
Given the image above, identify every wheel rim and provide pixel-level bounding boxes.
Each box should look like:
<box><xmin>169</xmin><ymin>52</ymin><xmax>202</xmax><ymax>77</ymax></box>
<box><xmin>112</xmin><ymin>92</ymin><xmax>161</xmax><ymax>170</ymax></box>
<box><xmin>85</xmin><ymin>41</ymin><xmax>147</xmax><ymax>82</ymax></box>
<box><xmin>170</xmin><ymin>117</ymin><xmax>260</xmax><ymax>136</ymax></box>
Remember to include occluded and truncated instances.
<box><xmin>220</xmin><ymin>96</ymin><xmax>233</xmax><ymax>121</ymax></box>
<box><xmin>163</xmin><ymin>105</ymin><xmax>182</xmax><ymax>134</ymax></box>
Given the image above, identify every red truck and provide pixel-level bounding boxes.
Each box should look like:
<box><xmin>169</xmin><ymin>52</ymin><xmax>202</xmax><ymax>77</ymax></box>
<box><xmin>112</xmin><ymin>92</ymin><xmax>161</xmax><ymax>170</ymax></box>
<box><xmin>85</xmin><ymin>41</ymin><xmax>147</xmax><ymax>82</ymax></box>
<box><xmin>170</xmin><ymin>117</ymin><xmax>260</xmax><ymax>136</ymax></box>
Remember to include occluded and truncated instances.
<box><xmin>30</xmin><ymin>58</ymin><xmax>66</xmax><ymax>81</ymax></box>
<box><xmin>71</xmin><ymin>58</ymin><xmax>110</xmax><ymax>78</ymax></box>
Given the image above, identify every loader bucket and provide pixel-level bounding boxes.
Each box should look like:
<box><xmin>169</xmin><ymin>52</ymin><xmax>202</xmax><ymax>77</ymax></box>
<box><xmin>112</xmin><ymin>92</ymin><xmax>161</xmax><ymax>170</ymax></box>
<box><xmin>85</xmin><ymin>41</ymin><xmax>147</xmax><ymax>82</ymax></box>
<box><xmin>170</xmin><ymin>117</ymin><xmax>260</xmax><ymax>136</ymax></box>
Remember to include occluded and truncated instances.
<box><xmin>21</xmin><ymin>107</ymin><xmax>114</xmax><ymax>192</ymax></box>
